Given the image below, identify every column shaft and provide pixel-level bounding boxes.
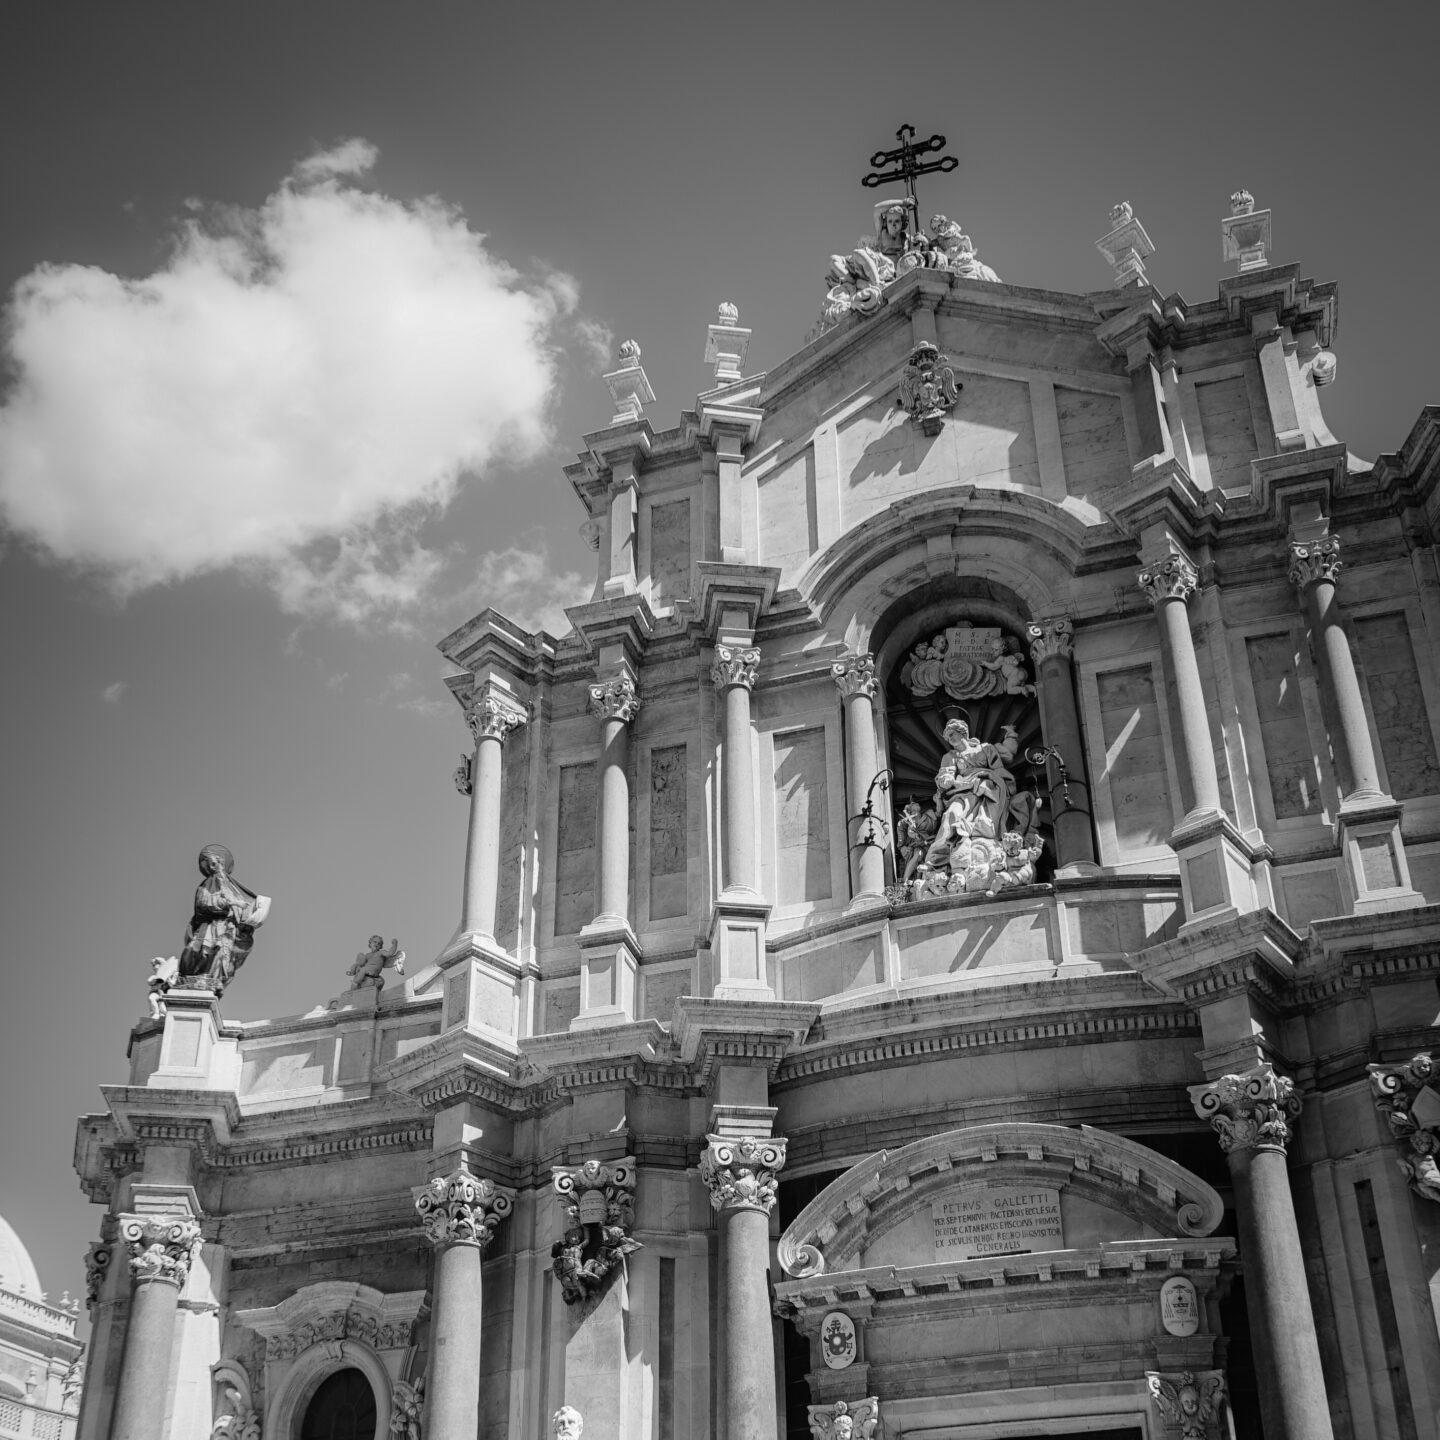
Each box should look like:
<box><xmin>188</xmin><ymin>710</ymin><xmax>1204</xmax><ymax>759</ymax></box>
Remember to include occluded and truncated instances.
<box><xmin>110</xmin><ymin>1280</ymin><xmax>181</xmax><ymax>1440</ymax></box>
<box><xmin>1305</xmin><ymin>577</ymin><xmax>1381</xmax><ymax>800</ymax></box>
<box><xmin>841</xmin><ymin>691</ymin><xmax>885</xmax><ymax>897</ymax></box>
<box><xmin>723</xmin><ymin>683</ymin><xmax>758</xmax><ymax>893</ymax></box>
<box><xmin>461</xmin><ymin>734</ymin><xmax>504</xmax><ymax>937</ymax></box>
<box><xmin>723</xmin><ymin>1206</ymin><xmax>779</xmax><ymax>1440</ymax></box>
<box><xmin>1156</xmin><ymin>595</ymin><xmax>1221</xmax><ymax>817</ymax></box>
<box><xmin>428</xmin><ymin>1242</ymin><xmax>485</xmax><ymax>1440</ymax></box>
<box><xmin>595</xmin><ymin>715</ymin><xmax>631</xmax><ymax>921</ymax></box>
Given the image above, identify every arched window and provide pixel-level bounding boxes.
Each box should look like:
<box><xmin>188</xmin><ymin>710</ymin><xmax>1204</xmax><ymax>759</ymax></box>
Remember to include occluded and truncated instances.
<box><xmin>300</xmin><ymin>1368</ymin><xmax>376</xmax><ymax>1440</ymax></box>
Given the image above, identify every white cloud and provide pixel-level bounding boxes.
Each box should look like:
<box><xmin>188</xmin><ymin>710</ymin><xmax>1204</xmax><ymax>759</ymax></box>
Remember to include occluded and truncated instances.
<box><xmin>101</xmin><ymin>681</ymin><xmax>127</xmax><ymax>704</ymax></box>
<box><xmin>0</xmin><ymin>142</ymin><xmax>592</xmax><ymax>624</ymax></box>
<box><xmin>450</xmin><ymin>540</ymin><xmax>593</xmax><ymax>637</ymax></box>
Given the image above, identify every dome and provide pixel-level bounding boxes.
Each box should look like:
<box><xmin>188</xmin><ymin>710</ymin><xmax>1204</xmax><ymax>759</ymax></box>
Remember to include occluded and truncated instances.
<box><xmin>0</xmin><ymin>1215</ymin><xmax>43</xmax><ymax>1297</ymax></box>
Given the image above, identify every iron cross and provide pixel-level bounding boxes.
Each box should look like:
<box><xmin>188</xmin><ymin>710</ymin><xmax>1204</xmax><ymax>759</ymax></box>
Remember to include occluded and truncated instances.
<box><xmin>861</xmin><ymin>124</ymin><xmax>958</xmax><ymax>208</ymax></box>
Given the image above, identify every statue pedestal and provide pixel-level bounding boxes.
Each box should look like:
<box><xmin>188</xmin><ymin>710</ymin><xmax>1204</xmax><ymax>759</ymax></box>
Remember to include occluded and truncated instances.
<box><xmin>562</xmin><ymin>1270</ymin><xmax>632</xmax><ymax>1436</ymax></box>
<box><xmin>152</xmin><ymin>989</ymin><xmax>222</xmax><ymax>1088</ymax></box>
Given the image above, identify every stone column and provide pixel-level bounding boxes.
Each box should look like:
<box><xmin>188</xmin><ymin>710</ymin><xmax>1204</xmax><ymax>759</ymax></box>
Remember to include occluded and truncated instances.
<box><xmin>108</xmin><ymin>1215</ymin><xmax>201</xmax><ymax>1440</ymax></box>
<box><xmin>588</xmin><ymin>673</ymin><xmax>641</xmax><ymax>926</ymax></box>
<box><xmin>701</xmin><ymin>1135</ymin><xmax>788</xmax><ymax>1440</ymax></box>
<box><xmin>1025</xmin><ymin>617</ymin><xmax>1097</xmax><ymax>871</ymax></box>
<box><xmin>711</xmin><ymin>645</ymin><xmax>762</xmax><ymax>896</ymax></box>
<box><xmin>459</xmin><ymin>685</ymin><xmax>527</xmax><ymax>940</ymax></box>
<box><xmin>831</xmin><ymin>654</ymin><xmax>886</xmax><ymax>902</ymax></box>
<box><xmin>1190</xmin><ymin>1066</ymin><xmax>1335</xmax><ymax>1440</ymax></box>
<box><xmin>415</xmin><ymin>1170</ymin><xmax>514</xmax><ymax>1440</ymax></box>
<box><xmin>1137</xmin><ymin>553</ymin><xmax>1221</xmax><ymax>821</ymax></box>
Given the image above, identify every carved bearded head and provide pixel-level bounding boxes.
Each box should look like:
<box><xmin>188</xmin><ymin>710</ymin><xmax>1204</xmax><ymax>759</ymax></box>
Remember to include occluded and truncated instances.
<box><xmin>552</xmin><ymin>1406</ymin><xmax>583</xmax><ymax>1440</ymax></box>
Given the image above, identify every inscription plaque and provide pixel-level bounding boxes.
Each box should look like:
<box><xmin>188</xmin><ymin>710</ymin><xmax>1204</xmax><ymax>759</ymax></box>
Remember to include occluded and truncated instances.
<box><xmin>932</xmin><ymin>1187</ymin><xmax>1063</xmax><ymax>1260</ymax></box>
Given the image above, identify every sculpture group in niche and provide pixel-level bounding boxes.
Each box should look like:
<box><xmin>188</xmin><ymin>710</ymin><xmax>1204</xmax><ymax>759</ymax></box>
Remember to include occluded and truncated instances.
<box><xmin>821</xmin><ymin>202</ymin><xmax>1000</xmax><ymax>329</ymax></box>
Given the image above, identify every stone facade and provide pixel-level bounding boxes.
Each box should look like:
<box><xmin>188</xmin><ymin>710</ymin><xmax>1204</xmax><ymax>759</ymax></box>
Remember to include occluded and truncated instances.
<box><xmin>73</xmin><ymin>206</ymin><xmax>1440</xmax><ymax>1440</ymax></box>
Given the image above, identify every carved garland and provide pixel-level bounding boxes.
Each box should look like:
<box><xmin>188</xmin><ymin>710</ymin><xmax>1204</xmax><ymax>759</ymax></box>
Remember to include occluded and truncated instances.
<box><xmin>1368</xmin><ymin>1052</ymin><xmax>1440</xmax><ymax>1202</ymax></box>
<box><xmin>1189</xmin><ymin>1065</ymin><xmax>1301</xmax><ymax>1154</ymax></box>
<box><xmin>699</xmin><ymin>1135</ymin><xmax>788</xmax><ymax>1215</ymax></box>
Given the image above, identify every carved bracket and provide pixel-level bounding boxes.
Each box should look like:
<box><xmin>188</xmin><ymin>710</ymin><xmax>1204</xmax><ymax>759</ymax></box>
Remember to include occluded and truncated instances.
<box><xmin>1147</xmin><ymin>1370</ymin><xmax>1227</xmax><ymax>1439</ymax></box>
<box><xmin>807</xmin><ymin>1398</ymin><xmax>880</xmax><ymax>1440</ymax></box>
<box><xmin>1369</xmin><ymin>1053</ymin><xmax>1440</xmax><ymax>1202</ymax></box>
<box><xmin>550</xmin><ymin>1159</ymin><xmax>641</xmax><ymax>1305</ymax></box>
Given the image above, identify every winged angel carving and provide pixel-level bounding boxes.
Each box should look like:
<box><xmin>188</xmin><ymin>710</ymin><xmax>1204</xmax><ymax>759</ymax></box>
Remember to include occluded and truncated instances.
<box><xmin>898</xmin><ymin>341</ymin><xmax>960</xmax><ymax>436</ymax></box>
<box><xmin>1147</xmin><ymin>1371</ymin><xmax>1226</xmax><ymax>1439</ymax></box>
<box><xmin>808</xmin><ymin>1398</ymin><xmax>880</xmax><ymax>1440</ymax></box>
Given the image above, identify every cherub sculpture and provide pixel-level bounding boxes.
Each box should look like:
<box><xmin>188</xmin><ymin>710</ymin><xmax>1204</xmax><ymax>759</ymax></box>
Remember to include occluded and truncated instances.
<box><xmin>1147</xmin><ymin>1371</ymin><xmax>1225</xmax><ymax>1440</ymax></box>
<box><xmin>980</xmin><ymin>637</ymin><xmax>1037</xmax><ymax>696</ymax></box>
<box><xmin>808</xmin><ymin>1398</ymin><xmax>880</xmax><ymax>1440</ymax></box>
<box><xmin>347</xmin><ymin>935</ymin><xmax>406</xmax><ymax>991</ymax></box>
<box><xmin>147</xmin><ymin>955</ymin><xmax>181</xmax><ymax>1019</ymax></box>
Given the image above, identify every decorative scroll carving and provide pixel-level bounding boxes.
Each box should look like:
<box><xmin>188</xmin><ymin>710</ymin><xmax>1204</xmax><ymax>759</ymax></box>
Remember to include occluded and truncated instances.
<box><xmin>1146</xmin><ymin>1370</ymin><xmax>1226</xmax><ymax>1439</ymax></box>
<box><xmin>388</xmin><ymin>1378</ymin><xmax>424</xmax><ymax>1440</ymax></box>
<box><xmin>465</xmin><ymin>689</ymin><xmax>527</xmax><ymax>744</ymax></box>
<box><xmin>120</xmin><ymin>1215</ymin><xmax>202</xmax><ymax>1288</ymax></box>
<box><xmin>588</xmin><ymin>674</ymin><xmax>641</xmax><ymax>723</ymax></box>
<box><xmin>700</xmin><ymin>1134</ymin><xmax>787</xmax><ymax>1215</ymax></box>
<box><xmin>177</xmin><ymin>844</ymin><xmax>271</xmax><ymax>995</ymax></box>
<box><xmin>453</xmin><ymin>753</ymin><xmax>473</xmax><ymax>796</ymax></box>
<box><xmin>84</xmin><ymin>1240</ymin><xmax>112</xmax><ymax>1308</ymax></box>
<box><xmin>1368</xmin><ymin>1052</ymin><xmax>1440</xmax><ymax>1202</ymax></box>
<box><xmin>550</xmin><ymin>1159</ymin><xmax>642</xmax><ymax>1305</ymax></box>
<box><xmin>1189</xmin><ymin>1064</ymin><xmax>1301</xmax><ymax>1154</ymax></box>
<box><xmin>831</xmin><ymin>652</ymin><xmax>880</xmax><ymax>700</ymax></box>
<box><xmin>1137</xmin><ymin>553</ymin><xmax>1198</xmax><ymax>606</ymax></box>
<box><xmin>900</xmin><ymin>625</ymin><xmax>1034</xmax><ymax>701</ymax></box>
<box><xmin>1288</xmin><ymin>534</ymin><xmax>1342</xmax><ymax>591</ymax></box>
<box><xmin>212</xmin><ymin>1383</ymin><xmax>261</xmax><ymax>1440</ymax></box>
<box><xmin>808</xmin><ymin>1398</ymin><xmax>880</xmax><ymax>1440</ymax></box>
<box><xmin>414</xmin><ymin>1171</ymin><xmax>514</xmax><ymax>1250</ymax></box>
<box><xmin>1026</xmin><ymin>616</ymin><xmax>1074</xmax><ymax>666</ymax></box>
<box><xmin>261</xmin><ymin>1308</ymin><xmax>415</xmax><ymax>1360</ymax></box>
<box><xmin>898</xmin><ymin>341</ymin><xmax>961</xmax><ymax>437</ymax></box>
<box><xmin>710</xmin><ymin>646</ymin><xmax>760</xmax><ymax>692</ymax></box>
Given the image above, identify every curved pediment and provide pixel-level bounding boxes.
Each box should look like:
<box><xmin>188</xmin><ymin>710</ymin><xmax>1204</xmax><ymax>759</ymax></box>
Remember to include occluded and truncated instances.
<box><xmin>778</xmin><ymin>1122</ymin><xmax>1223</xmax><ymax>1279</ymax></box>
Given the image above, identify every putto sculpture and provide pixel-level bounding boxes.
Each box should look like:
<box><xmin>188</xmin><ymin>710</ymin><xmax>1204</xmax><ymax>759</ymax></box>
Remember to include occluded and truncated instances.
<box><xmin>550</xmin><ymin>1159</ymin><xmax>641</xmax><ymax>1305</ymax></box>
<box><xmin>347</xmin><ymin>935</ymin><xmax>405</xmax><ymax>991</ymax></box>
<box><xmin>175</xmin><ymin>845</ymin><xmax>271</xmax><ymax>995</ymax></box>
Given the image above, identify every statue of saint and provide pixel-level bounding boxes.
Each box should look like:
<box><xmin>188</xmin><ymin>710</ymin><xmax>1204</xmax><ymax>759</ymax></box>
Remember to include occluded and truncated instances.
<box><xmin>177</xmin><ymin>845</ymin><xmax>271</xmax><ymax>993</ymax></box>
<box><xmin>551</xmin><ymin>1407</ymin><xmax>583</xmax><ymax>1440</ymax></box>
<box><xmin>825</xmin><ymin>201</ymin><xmax>924</xmax><ymax>318</ymax></box>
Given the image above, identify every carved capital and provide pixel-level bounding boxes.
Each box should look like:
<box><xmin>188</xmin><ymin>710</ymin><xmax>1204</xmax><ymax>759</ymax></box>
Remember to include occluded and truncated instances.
<box><xmin>588</xmin><ymin>674</ymin><xmax>641</xmax><ymax>723</ymax></box>
<box><xmin>465</xmin><ymin>688</ymin><xmax>527</xmax><ymax>745</ymax></box>
<box><xmin>1369</xmin><ymin>1052</ymin><xmax>1440</xmax><ymax>1202</ymax></box>
<box><xmin>807</xmin><ymin>1398</ymin><xmax>880</xmax><ymax>1440</ymax></box>
<box><xmin>453</xmin><ymin>753</ymin><xmax>473</xmax><ymax>797</ymax></box>
<box><xmin>831</xmin><ymin>653</ymin><xmax>880</xmax><ymax>701</ymax></box>
<box><xmin>710</xmin><ymin>645</ymin><xmax>761</xmax><ymax>692</ymax></box>
<box><xmin>84</xmin><ymin>1240</ymin><xmax>113</xmax><ymax>1308</ymax></box>
<box><xmin>1146</xmin><ymin>1370</ymin><xmax>1226</xmax><ymax>1439</ymax></box>
<box><xmin>1137</xmin><ymin>553</ymin><xmax>1198</xmax><ymax>606</ymax></box>
<box><xmin>699</xmin><ymin>1134</ymin><xmax>787</xmax><ymax>1214</ymax></box>
<box><xmin>119</xmin><ymin>1215</ymin><xmax>202</xmax><ymax>1288</ymax></box>
<box><xmin>1190</xmin><ymin>1064</ymin><xmax>1301</xmax><ymax>1154</ymax></box>
<box><xmin>415</xmin><ymin>1170</ymin><xmax>515</xmax><ymax>1250</ymax></box>
<box><xmin>1288</xmin><ymin>534</ymin><xmax>1342</xmax><ymax>591</ymax></box>
<box><xmin>1026</xmin><ymin>616</ymin><xmax>1074</xmax><ymax>666</ymax></box>
<box><xmin>550</xmin><ymin>1159</ymin><xmax>641</xmax><ymax>1305</ymax></box>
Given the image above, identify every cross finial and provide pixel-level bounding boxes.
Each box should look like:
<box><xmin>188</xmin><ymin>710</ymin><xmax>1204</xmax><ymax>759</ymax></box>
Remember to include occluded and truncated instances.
<box><xmin>861</xmin><ymin>124</ymin><xmax>957</xmax><ymax>210</ymax></box>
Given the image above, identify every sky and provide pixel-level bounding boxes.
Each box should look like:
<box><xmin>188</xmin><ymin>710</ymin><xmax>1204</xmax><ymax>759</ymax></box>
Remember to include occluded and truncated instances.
<box><xmin>1</xmin><ymin>1</ymin><xmax>1437</xmax><ymax>1323</ymax></box>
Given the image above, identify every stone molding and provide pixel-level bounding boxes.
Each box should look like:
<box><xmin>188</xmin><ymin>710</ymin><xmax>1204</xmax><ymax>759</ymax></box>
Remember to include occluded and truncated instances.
<box><xmin>234</xmin><ymin>1281</ymin><xmax>426</xmax><ymax>1362</ymax></box>
<box><xmin>414</xmin><ymin>1169</ymin><xmax>515</xmax><ymax>1249</ymax></box>
<box><xmin>1189</xmin><ymin>1063</ymin><xmax>1301</xmax><ymax>1154</ymax></box>
<box><xmin>119</xmin><ymin>1214</ymin><xmax>202</xmax><ymax>1288</ymax></box>
<box><xmin>709</xmin><ymin>645</ymin><xmax>761</xmax><ymax>692</ymax></box>
<box><xmin>1146</xmin><ymin>1370</ymin><xmax>1227</xmax><ymax>1439</ymax></box>
<box><xmin>1368</xmin><ymin>1052</ymin><xmax>1440</xmax><ymax>1201</ymax></box>
<box><xmin>807</xmin><ymin>1398</ymin><xmax>880</xmax><ymax>1440</ymax></box>
<box><xmin>699</xmin><ymin>1134</ymin><xmax>788</xmax><ymax>1215</ymax></box>
<box><xmin>550</xmin><ymin>1158</ymin><xmax>640</xmax><ymax>1305</ymax></box>
<box><xmin>587</xmin><ymin>674</ymin><xmax>641</xmax><ymax>724</ymax></box>
<box><xmin>1137</xmin><ymin>553</ymin><xmax>1198</xmax><ymax>606</ymax></box>
<box><xmin>1287</xmin><ymin>533</ymin><xmax>1342</xmax><ymax>590</ymax></box>
<box><xmin>831</xmin><ymin>652</ymin><xmax>880</xmax><ymax>700</ymax></box>
<box><xmin>1026</xmin><ymin>616</ymin><xmax>1074</xmax><ymax>665</ymax></box>
<box><xmin>464</xmin><ymin>686</ymin><xmax>527</xmax><ymax>744</ymax></box>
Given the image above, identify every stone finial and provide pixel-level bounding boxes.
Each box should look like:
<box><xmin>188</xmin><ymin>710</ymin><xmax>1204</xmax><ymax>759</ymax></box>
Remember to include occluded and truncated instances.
<box><xmin>1368</xmin><ymin>1053</ymin><xmax>1440</xmax><ymax>1202</ymax></box>
<box><xmin>603</xmin><ymin>340</ymin><xmax>655</xmax><ymax>425</ymax></box>
<box><xmin>1189</xmin><ymin>1063</ymin><xmax>1301</xmax><ymax>1154</ymax></box>
<box><xmin>1221</xmin><ymin>190</ymin><xmax>1271</xmax><ymax>273</ymax></box>
<box><xmin>1096</xmin><ymin>200</ymin><xmax>1155</xmax><ymax>289</ymax></box>
<box><xmin>1311</xmin><ymin>352</ymin><xmax>1338</xmax><ymax>387</ymax></box>
<box><xmin>704</xmin><ymin>302</ymin><xmax>752</xmax><ymax>385</ymax></box>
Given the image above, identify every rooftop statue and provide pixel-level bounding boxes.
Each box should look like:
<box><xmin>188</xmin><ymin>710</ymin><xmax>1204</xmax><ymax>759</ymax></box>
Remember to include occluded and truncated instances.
<box><xmin>925</xmin><ymin>215</ymin><xmax>1001</xmax><ymax>282</ymax></box>
<box><xmin>176</xmin><ymin>844</ymin><xmax>271</xmax><ymax>995</ymax></box>
<box><xmin>348</xmin><ymin>934</ymin><xmax>405</xmax><ymax>991</ymax></box>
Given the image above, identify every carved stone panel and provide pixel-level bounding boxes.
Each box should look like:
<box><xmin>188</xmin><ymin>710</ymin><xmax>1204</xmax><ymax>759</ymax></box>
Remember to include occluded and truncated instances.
<box><xmin>648</xmin><ymin>744</ymin><xmax>688</xmax><ymax>922</ymax></box>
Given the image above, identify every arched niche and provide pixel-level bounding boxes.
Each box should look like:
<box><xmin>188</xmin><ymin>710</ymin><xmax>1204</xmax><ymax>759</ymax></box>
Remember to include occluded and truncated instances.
<box><xmin>263</xmin><ymin>1341</ymin><xmax>391</xmax><ymax>1440</ymax></box>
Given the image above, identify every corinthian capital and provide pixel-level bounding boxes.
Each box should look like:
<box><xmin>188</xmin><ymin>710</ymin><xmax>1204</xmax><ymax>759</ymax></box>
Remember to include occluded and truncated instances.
<box><xmin>1368</xmin><ymin>1052</ymin><xmax>1440</xmax><ymax>1202</ymax></box>
<box><xmin>699</xmin><ymin>1134</ymin><xmax>787</xmax><ymax>1214</ymax></box>
<box><xmin>1026</xmin><ymin>616</ymin><xmax>1074</xmax><ymax>666</ymax></box>
<box><xmin>1288</xmin><ymin>534</ymin><xmax>1342</xmax><ymax>591</ymax></box>
<box><xmin>1137</xmin><ymin>553</ymin><xmax>1198</xmax><ymax>606</ymax></box>
<box><xmin>588</xmin><ymin>674</ymin><xmax>641</xmax><ymax>723</ymax></box>
<box><xmin>831</xmin><ymin>652</ymin><xmax>880</xmax><ymax>700</ymax></box>
<box><xmin>119</xmin><ymin>1215</ymin><xmax>202</xmax><ymax>1288</ymax></box>
<box><xmin>466</xmin><ymin>686</ymin><xmax>527</xmax><ymax>744</ymax></box>
<box><xmin>1189</xmin><ymin>1063</ymin><xmax>1301</xmax><ymax>1154</ymax></box>
<box><xmin>84</xmin><ymin>1239</ymin><xmax>113</xmax><ymax>1308</ymax></box>
<box><xmin>415</xmin><ymin>1170</ymin><xmax>515</xmax><ymax>1250</ymax></box>
<box><xmin>710</xmin><ymin>645</ymin><xmax>761</xmax><ymax>692</ymax></box>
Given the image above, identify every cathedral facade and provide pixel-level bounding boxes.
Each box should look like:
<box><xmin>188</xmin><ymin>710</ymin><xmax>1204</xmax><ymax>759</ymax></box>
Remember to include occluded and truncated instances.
<box><xmin>76</xmin><ymin>189</ymin><xmax>1440</xmax><ymax>1440</ymax></box>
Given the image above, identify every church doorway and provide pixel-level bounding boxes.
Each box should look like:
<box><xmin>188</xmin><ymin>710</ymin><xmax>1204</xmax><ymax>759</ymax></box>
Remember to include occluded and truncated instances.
<box><xmin>299</xmin><ymin>1367</ymin><xmax>377</xmax><ymax>1440</ymax></box>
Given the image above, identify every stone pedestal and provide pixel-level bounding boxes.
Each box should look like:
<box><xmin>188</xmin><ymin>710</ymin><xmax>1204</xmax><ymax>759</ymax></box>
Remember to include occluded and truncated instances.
<box><xmin>150</xmin><ymin>988</ymin><xmax>223</xmax><ymax>1087</ymax></box>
